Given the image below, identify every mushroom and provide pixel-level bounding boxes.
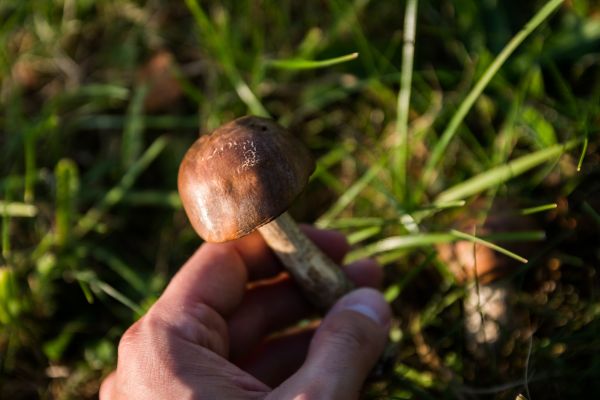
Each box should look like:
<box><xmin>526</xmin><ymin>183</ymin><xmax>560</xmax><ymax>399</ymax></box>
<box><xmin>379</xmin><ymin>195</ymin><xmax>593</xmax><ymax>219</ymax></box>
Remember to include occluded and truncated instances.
<box><xmin>437</xmin><ymin>199</ymin><xmax>537</xmax><ymax>356</ymax></box>
<box><xmin>178</xmin><ymin>116</ymin><xmax>353</xmax><ymax>309</ymax></box>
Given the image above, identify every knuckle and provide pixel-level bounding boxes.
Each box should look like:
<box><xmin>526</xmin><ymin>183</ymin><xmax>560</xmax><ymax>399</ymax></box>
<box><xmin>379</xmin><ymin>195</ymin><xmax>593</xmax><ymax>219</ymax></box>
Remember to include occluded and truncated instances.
<box><xmin>98</xmin><ymin>376</ymin><xmax>113</xmax><ymax>400</ymax></box>
<box><xmin>117</xmin><ymin>310</ymin><xmax>165</xmax><ymax>360</ymax></box>
<box><xmin>114</xmin><ymin>314</ymin><xmax>171</xmax><ymax>397</ymax></box>
<box><xmin>117</xmin><ymin>320</ymin><xmax>143</xmax><ymax>358</ymax></box>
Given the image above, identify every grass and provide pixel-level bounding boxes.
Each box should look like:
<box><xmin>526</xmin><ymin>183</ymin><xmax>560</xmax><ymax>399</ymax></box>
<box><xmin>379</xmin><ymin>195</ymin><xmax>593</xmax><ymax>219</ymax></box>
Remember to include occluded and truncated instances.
<box><xmin>1</xmin><ymin>0</ymin><xmax>600</xmax><ymax>399</ymax></box>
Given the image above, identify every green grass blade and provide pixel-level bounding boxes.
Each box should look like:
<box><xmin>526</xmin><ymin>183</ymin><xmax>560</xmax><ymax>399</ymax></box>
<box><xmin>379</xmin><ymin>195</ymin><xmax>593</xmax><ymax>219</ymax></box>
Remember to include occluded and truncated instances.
<box><xmin>484</xmin><ymin>231</ymin><xmax>546</xmax><ymax>242</ymax></box>
<box><xmin>436</xmin><ymin>140</ymin><xmax>579</xmax><ymax>203</ymax></box>
<box><xmin>346</xmin><ymin>229</ymin><xmax>544</xmax><ymax>263</ymax></box>
<box><xmin>22</xmin><ymin>114</ymin><xmax>59</xmax><ymax>203</ymax></box>
<box><xmin>310</xmin><ymin>145</ymin><xmax>351</xmax><ymax>192</ymax></box>
<box><xmin>326</xmin><ymin>217</ymin><xmax>386</xmax><ymax>229</ymax></box>
<box><xmin>267</xmin><ymin>52</ymin><xmax>358</xmax><ymax>70</ymax></box>
<box><xmin>577</xmin><ymin>136</ymin><xmax>588</xmax><ymax>171</ymax></box>
<box><xmin>184</xmin><ymin>0</ymin><xmax>269</xmax><ymax>117</ymax></box>
<box><xmin>1</xmin><ymin>197</ymin><xmax>10</xmax><ymax>260</ymax></box>
<box><xmin>582</xmin><ymin>201</ymin><xmax>600</xmax><ymax>228</ymax></box>
<box><xmin>422</xmin><ymin>0</ymin><xmax>564</xmax><ymax>186</ymax></box>
<box><xmin>419</xmin><ymin>288</ymin><xmax>466</xmax><ymax>328</ymax></box>
<box><xmin>54</xmin><ymin>159</ymin><xmax>79</xmax><ymax>247</ymax></box>
<box><xmin>75</xmin><ymin>136</ymin><xmax>168</xmax><ymax>237</ymax></box>
<box><xmin>95</xmin><ymin>280</ymin><xmax>143</xmax><ymax>316</ymax></box>
<box><xmin>76</xmin><ymin>271</ymin><xmax>143</xmax><ymax>315</ymax></box>
<box><xmin>327</xmin><ymin>0</ymin><xmax>377</xmax><ymax>73</ymax></box>
<box><xmin>43</xmin><ymin>324</ymin><xmax>79</xmax><ymax>361</ymax></box>
<box><xmin>121</xmin><ymin>191</ymin><xmax>182</xmax><ymax>209</ymax></box>
<box><xmin>520</xmin><ymin>203</ymin><xmax>557</xmax><ymax>215</ymax></box>
<box><xmin>78</xmin><ymin>281</ymin><xmax>95</xmax><ymax>304</ymax></box>
<box><xmin>91</xmin><ymin>248</ymin><xmax>147</xmax><ymax>295</ymax></box>
<box><xmin>347</xmin><ymin>226</ymin><xmax>382</xmax><ymax>245</ymax></box>
<box><xmin>0</xmin><ymin>267</ymin><xmax>20</xmax><ymax>324</ymax></box>
<box><xmin>23</xmin><ymin>129</ymin><xmax>36</xmax><ymax>203</ymax></box>
<box><xmin>347</xmin><ymin>233</ymin><xmax>455</xmax><ymax>262</ymax></box>
<box><xmin>450</xmin><ymin>229</ymin><xmax>528</xmax><ymax>263</ymax></box>
<box><xmin>385</xmin><ymin>251</ymin><xmax>435</xmax><ymax>303</ymax></box>
<box><xmin>316</xmin><ymin>161</ymin><xmax>383</xmax><ymax>228</ymax></box>
<box><xmin>0</xmin><ymin>201</ymin><xmax>37</xmax><ymax>218</ymax></box>
<box><xmin>121</xmin><ymin>85</ymin><xmax>148</xmax><ymax>170</ymax></box>
<box><xmin>70</xmin><ymin>84</ymin><xmax>130</xmax><ymax>101</ymax></box>
<box><xmin>171</xmin><ymin>64</ymin><xmax>206</xmax><ymax>106</ymax></box>
<box><xmin>419</xmin><ymin>200</ymin><xmax>466</xmax><ymax>211</ymax></box>
<box><xmin>394</xmin><ymin>0</ymin><xmax>418</xmax><ymax>199</ymax></box>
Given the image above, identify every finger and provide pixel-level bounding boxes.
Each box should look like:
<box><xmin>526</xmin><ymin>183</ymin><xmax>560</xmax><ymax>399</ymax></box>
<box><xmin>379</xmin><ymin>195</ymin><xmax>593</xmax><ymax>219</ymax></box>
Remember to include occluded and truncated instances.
<box><xmin>160</xmin><ymin>242</ymin><xmax>248</xmax><ymax>316</ymax></box>
<box><xmin>234</xmin><ymin>226</ymin><xmax>350</xmax><ymax>282</ymax></box>
<box><xmin>300</xmin><ymin>225</ymin><xmax>350</xmax><ymax>266</ymax></box>
<box><xmin>239</xmin><ymin>327</ymin><xmax>316</xmax><ymax>387</ymax></box>
<box><xmin>228</xmin><ymin>275</ymin><xmax>311</xmax><ymax>360</ymax></box>
<box><xmin>227</xmin><ymin>258</ymin><xmax>381</xmax><ymax>360</ymax></box>
<box><xmin>230</xmin><ymin>230</ymin><xmax>280</xmax><ymax>281</ymax></box>
<box><xmin>344</xmin><ymin>258</ymin><xmax>382</xmax><ymax>288</ymax></box>
<box><xmin>271</xmin><ymin>288</ymin><xmax>391</xmax><ymax>400</ymax></box>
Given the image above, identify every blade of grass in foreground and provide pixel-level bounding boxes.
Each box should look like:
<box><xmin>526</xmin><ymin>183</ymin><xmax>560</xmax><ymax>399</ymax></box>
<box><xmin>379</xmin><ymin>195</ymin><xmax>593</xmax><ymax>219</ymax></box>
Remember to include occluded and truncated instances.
<box><xmin>316</xmin><ymin>160</ymin><xmax>384</xmax><ymax>228</ymax></box>
<box><xmin>121</xmin><ymin>85</ymin><xmax>148</xmax><ymax>170</ymax></box>
<box><xmin>1</xmin><ymin>197</ymin><xmax>10</xmax><ymax>259</ymax></box>
<box><xmin>450</xmin><ymin>229</ymin><xmax>527</xmax><ymax>263</ymax></box>
<box><xmin>520</xmin><ymin>203</ymin><xmax>557</xmax><ymax>215</ymax></box>
<box><xmin>394</xmin><ymin>0</ymin><xmax>418</xmax><ymax>200</ymax></box>
<box><xmin>435</xmin><ymin>140</ymin><xmax>579</xmax><ymax>203</ymax></box>
<box><xmin>75</xmin><ymin>271</ymin><xmax>143</xmax><ymax>316</ymax></box>
<box><xmin>422</xmin><ymin>0</ymin><xmax>564</xmax><ymax>186</ymax></box>
<box><xmin>577</xmin><ymin>136</ymin><xmax>588</xmax><ymax>171</ymax></box>
<box><xmin>346</xmin><ymin>230</ymin><xmax>542</xmax><ymax>263</ymax></box>
<box><xmin>92</xmin><ymin>248</ymin><xmax>147</xmax><ymax>295</ymax></box>
<box><xmin>121</xmin><ymin>191</ymin><xmax>182</xmax><ymax>209</ymax></box>
<box><xmin>347</xmin><ymin>226</ymin><xmax>382</xmax><ymax>245</ymax></box>
<box><xmin>326</xmin><ymin>0</ymin><xmax>377</xmax><ymax>73</ymax></box>
<box><xmin>326</xmin><ymin>217</ymin><xmax>386</xmax><ymax>229</ymax></box>
<box><xmin>347</xmin><ymin>233</ymin><xmax>455</xmax><ymax>262</ymax></box>
<box><xmin>54</xmin><ymin>159</ymin><xmax>79</xmax><ymax>247</ymax></box>
<box><xmin>266</xmin><ymin>52</ymin><xmax>358</xmax><ymax>70</ymax></box>
<box><xmin>385</xmin><ymin>251</ymin><xmax>436</xmax><ymax>302</ymax></box>
<box><xmin>0</xmin><ymin>201</ymin><xmax>37</xmax><ymax>217</ymax></box>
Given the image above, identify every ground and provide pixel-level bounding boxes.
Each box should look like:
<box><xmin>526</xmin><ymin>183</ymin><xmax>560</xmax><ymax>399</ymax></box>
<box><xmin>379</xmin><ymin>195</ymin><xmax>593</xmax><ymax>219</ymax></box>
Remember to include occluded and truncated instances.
<box><xmin>0</xmin><ymin>1</ymin><xmax>599</xmax><ymax>399</ymax></box>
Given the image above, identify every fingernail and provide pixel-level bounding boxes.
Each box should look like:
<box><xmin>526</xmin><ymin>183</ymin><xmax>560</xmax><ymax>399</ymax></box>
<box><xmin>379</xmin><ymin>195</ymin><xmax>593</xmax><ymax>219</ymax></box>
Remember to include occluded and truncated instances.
<box><xmin>334</xmin><ymin>288</ymin><xmax>391</xmax><ymax>326</ymax></box>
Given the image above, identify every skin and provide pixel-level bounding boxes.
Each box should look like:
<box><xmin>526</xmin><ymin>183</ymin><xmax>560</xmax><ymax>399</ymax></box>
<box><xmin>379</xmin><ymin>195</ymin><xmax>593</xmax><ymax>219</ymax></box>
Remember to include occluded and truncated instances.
<box><xmin>99</xmin><ymin>227</ymin><xmax>391</xmax><ymax>400</ymax></box>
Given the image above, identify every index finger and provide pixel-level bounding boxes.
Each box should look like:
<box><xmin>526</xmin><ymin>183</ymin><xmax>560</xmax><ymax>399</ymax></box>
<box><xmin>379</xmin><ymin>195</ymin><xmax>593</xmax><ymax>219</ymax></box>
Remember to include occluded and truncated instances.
<box><xmin>160</xmin><ymin>241</ymin><xmax>248</xmax><ymax>316</ymax></box>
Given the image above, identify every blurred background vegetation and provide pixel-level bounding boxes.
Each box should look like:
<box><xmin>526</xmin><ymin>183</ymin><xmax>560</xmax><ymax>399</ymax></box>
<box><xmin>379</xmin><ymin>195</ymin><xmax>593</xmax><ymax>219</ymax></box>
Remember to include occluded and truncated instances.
<box><xmin>1</xmin><ymin>0</ymin><xmax>599</xmax><ymax>398</ymax></box>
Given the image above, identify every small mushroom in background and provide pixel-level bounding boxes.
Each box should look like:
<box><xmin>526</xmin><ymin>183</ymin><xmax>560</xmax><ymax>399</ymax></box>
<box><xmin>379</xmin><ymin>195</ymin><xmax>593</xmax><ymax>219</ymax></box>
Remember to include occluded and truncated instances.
<box><xmin>12</xmin><ymin>58</ymin><xmax>40</xmax><ymax>90</ymax></box>
<box><xmin>178</xmin><ymin>116</ymin><xmax>353</xmax><ymax>309</ymax></box>
<box><xmin>437</xmin><ymin>199</ymin><xmax>538</xmax><ymax>356</ymax></box>
<box><xmin>137</xmin><ymin>50</ymin><xmax>183</xmax><ymax>113</ymax></box>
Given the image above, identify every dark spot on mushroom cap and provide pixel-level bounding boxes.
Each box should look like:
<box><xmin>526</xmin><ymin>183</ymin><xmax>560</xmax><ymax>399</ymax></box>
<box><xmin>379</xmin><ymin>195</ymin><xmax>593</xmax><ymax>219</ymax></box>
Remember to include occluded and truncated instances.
<box><xmin>178</xmin><ymin>116</ymin><xmax>315</xmax><ymax>242</ymax></box>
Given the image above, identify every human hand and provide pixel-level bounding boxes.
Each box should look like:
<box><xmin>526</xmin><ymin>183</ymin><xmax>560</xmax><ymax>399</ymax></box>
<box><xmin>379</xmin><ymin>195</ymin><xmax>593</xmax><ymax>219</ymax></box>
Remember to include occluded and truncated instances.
<box><xmin>99</xmin><ymin>227</ymin><xmax>391</xmax><ymax>399</ymax></box>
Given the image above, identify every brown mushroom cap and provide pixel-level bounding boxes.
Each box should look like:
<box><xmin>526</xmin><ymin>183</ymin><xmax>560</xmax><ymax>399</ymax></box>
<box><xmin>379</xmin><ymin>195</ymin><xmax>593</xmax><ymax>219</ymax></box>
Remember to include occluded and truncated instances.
<box><xmin>178</xmin><ymin>116</ymin><xmax>315</xmax><ymax>242</ymax></box>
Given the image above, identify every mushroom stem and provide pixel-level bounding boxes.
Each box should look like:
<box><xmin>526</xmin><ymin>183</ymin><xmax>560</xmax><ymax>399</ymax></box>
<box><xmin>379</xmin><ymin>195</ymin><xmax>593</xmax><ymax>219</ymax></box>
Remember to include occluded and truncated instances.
<box><xmin>258</xmin><ymin>212</ymin><xmax>353</xmax><ymax>309</ymax></box>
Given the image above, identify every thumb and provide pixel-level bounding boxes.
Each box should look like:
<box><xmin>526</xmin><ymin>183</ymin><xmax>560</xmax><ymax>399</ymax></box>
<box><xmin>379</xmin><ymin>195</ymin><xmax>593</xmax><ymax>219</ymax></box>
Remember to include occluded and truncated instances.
<box><xmin>271</xmin><ymin>288</ymin><xmax>391</xmax><ymax>400</ymax></box>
